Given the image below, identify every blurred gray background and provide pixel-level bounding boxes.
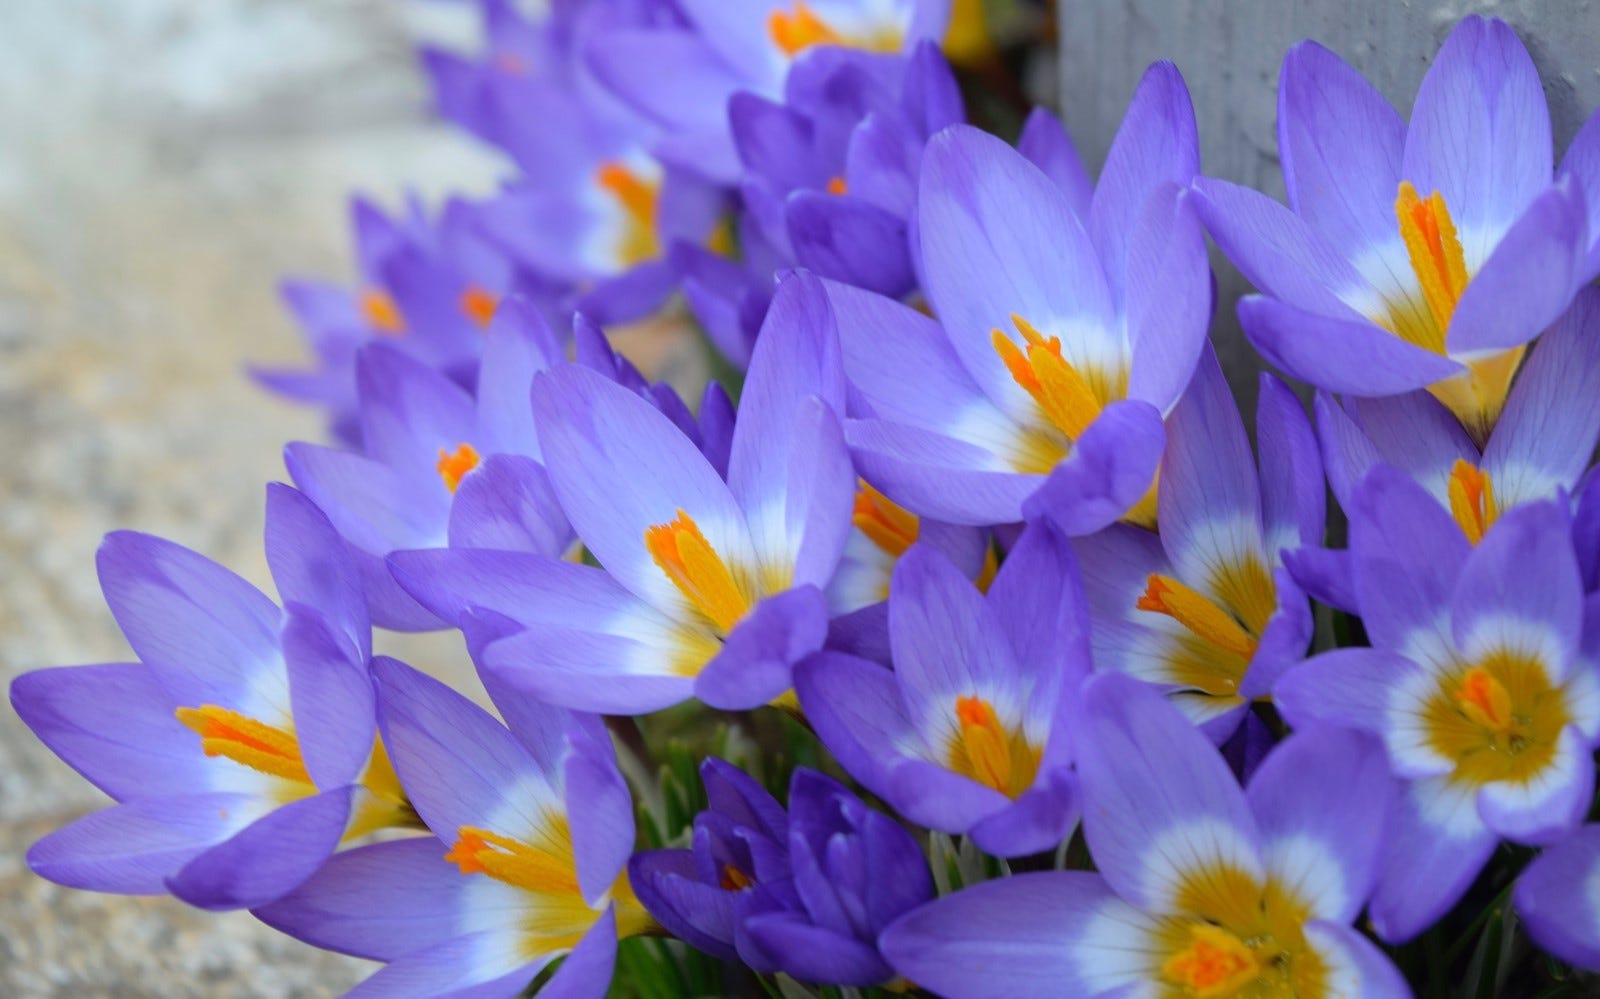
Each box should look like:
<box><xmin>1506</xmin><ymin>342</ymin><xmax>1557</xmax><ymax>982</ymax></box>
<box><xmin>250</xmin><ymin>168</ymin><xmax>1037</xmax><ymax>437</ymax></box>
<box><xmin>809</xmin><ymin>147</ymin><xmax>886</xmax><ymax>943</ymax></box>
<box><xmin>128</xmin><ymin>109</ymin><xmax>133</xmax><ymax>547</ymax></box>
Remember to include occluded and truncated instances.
<box><xmin>0</xmin><ymin>1</ymin><xmax>503</xmax><ymax>994</ymax></box>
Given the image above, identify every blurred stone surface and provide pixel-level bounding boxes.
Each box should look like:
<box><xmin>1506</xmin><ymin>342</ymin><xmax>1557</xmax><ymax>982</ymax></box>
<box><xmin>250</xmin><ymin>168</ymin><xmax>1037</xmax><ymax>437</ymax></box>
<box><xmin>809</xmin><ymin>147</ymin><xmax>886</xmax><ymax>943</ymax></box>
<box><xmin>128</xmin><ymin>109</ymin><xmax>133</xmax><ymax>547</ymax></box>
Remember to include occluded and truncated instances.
<box><xmin>0</xmin><ymin>1</ymin><xmax>506</xmax><ymax>994</ymax></box>
<box><xmin>1057</xmin><ymin>0</ymin><xmax>1600</xmax><ymax>405</ymax></box>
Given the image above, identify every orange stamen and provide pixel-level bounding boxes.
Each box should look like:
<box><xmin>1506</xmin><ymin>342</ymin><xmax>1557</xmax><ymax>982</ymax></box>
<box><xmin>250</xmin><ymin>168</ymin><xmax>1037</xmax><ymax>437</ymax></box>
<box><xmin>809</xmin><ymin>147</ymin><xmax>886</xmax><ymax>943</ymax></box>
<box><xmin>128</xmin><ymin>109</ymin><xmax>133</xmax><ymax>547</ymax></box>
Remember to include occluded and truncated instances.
<box><xmin>1395</xmin><ymin>181</ymin><xmax>1470</xmax><ymax>341</ymax></box>
<box><xmin>853</xmin><ymin>481</ymin><xmax>919</xmax><ymax>556</ymax></box>
<box><xmin>436</xmin><ymin>442</ymin><xmax>481</xmax><ymax>493</ymax></box>
<box><xmin>992</xmin><ymin>314</ymin><xmax>1105</xmax><ymax>440</ymax></box>
<box><xmin>1447</xmin><ymin>459</ymin><xmax>1498</xmax><ymax>545</ymax></box>
<box><xmin>644</xmin><ymin>509</ymin><xmax>752</xmax><ymax>633</ymax></box>
<box><xmin>768</xmin><ymin>1</ymin><xmax>846</xmax><ymax>55</ymax></box>
<box><xmin>949</xmin><ymin>695</ymin><xmax>1038</xmax><ymax>798</ymax></box>
<box><xmin>1163</xmin><ymin>924</ymin><xmax>1260</xmax><ymax>996</ymax></box>
<box><xmin>459</xmin><ymin>284</ymin><xmax>498</xmax><ymax>328</ymax></box>
<box><xmin>1456</xmin><ymin>667</ymin><xmax>1515</xmax><ymax>735</ymax></box>
<box><xmin>719</xmin><ymin>864</ymin><xmax>753</xmax><ymax>891</ymax></box>
<box><xmin>360</xmin><ymin>288</ymin><xmax>404</xmax><ymax>334</ymax></box>
<box><xmin>596</xmin><ymin>161</ymin><xmax>661</xmax><ymax>267</ymax></box>
<box><xmin>444</xmin><ymin>824</ymin><xmax>580</xmax><ymax>893</ymax></box>
<box><xmin>1138</xmin><ymin>574</ymin><xmax>1258</xmax><ymax>660</ymax></box>
<box><xmin>826</xmin><ymin>175</ymin><xmax>848</xmax><ymax>196</ymax></box>
<box><xmin>175</xmin><ymin>705</ymin><xmax>311</xmax><ymax>784</ymax></box>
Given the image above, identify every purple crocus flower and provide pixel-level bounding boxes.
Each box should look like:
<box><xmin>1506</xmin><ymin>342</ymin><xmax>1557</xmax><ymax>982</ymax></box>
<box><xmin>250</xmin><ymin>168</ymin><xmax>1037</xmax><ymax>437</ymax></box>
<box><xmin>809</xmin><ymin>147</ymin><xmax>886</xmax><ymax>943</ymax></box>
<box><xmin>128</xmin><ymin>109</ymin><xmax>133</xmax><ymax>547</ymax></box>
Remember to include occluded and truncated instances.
<box><xmin>880</xmin><ymin>673</ymin><xmax>1407</xmax><ymax>998</ymax></box>
<box><xmin>1317</xmin><ymin>285</ymin><xmax>1600</xmax><ymax>546</ymax></box>
<box><xmin>389</xmin><ymin>273</ymin><xmax>853</xmax><ymax>712</ymax></box>
<box><xmin>11</xmin><ymin>485</ymin><xmax>410</xmax><ymax>910</ymax></box>
<box><xmin>1276</xmin><ymin>472</ymin><xmax>1600</xmax><ymax>942</ymax></box>
<box><xmin>588</xmin><ymin>0</ymin><xmax>953</xmax><ymax>183</ymax></box>
<box><xmin>817</xmin><ymin>62</ymin><xmax>1209</xmax><ymax>533</ymax></box>
<box><xmin>257</xmin><ymin>658</ymin><xmax>649</xmax><ymax>998</ymax></box>
<box><xmin>1192</xmin><ymin>16</ymin><xmax>1595</xmax><ymax>444</ymax></box>
<box><xmin>631</xmin><ymin>760</ymin><xmax>932</xmax><ymax>987</ymax></box>
<box><xmin>285</xmin><ymin>300</ymin><xmax>573</xmax><ymax>631</ymax></box>
<box><xmin>1073</xmin><ymin>346</ymin><xmax>1323</xmax><ymax>739</ymax></box>
<box><xmin>796</xmin><ymin>519</ymin><xmax>1084</xmax><ymax>856</ymax></box>
<box><xmin>1515</xmin><ymin>825</ymin><xmax>1600</xmax><ymax>971</ymax></box>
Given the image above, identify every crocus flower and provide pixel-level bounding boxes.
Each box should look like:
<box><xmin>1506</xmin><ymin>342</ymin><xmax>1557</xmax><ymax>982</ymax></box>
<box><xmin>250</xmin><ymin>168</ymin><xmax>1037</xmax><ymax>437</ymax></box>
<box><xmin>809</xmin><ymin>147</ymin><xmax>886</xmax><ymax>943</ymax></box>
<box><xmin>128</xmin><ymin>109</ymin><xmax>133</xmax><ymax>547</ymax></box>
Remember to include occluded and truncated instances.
<box><xmin>880</xmin><ymin>673</ymin><xmax>1407</xmax><ymax>998</ymax></box>
<box><xmin>819</xmin><ymin>62</ymin><xmax>1209</xmax><ymax>532</ymax></box>
<box><xmin>11</xmin><ymin>485</ymin><xmax>410</xmax><ymax>910</ymax></box>
<box><xmin>286</xmin><ymin>300</ymin><xmax>573</xmax><ymax>631</ymax></box>
<box><xmin>630</xmin><ymin>760</ymin><xmax>933</xmax><ymax>987</ymax></box>
<box><xmin>257</xmin><ymin>657</ymin><xmax>649</xmax><ymax>998</ymax></box>
<box><xmin>1072</xmin><ymin>346</ymin><xmax>1323</xmax><ymax>738</ymax></box>
<box><xmin>1275</xmin><ymin>472</ymin><xmax>1600</xmax><ymax>941</ymax></box>
<box><xmin>1193</xmin><ymin>16</ymin><xmax>1594</xmax><ymax>444</ymax></box>
<box><xmin>1316</xmin><ymin>285</ymin><xmax>1600</xmax><ymax>546</ymax></box>
<box><xmin>389</xmin><ymin>273</ymin><xmax>853</xmax><ymax>712</ymax></box>
<box><xmin>796</xmin><ymin>519</ymin><xmax>1084</xmax><ymax>856</ymax></box>
<box><xmin>588</xmin><ymin>0</ymin><xmax>953</xmax><ymax>183</ymax></box>
<box><xmin>1515</xmin><ymin>825</ymin><xmax>1600</xmax><ymax>971</ymax></box>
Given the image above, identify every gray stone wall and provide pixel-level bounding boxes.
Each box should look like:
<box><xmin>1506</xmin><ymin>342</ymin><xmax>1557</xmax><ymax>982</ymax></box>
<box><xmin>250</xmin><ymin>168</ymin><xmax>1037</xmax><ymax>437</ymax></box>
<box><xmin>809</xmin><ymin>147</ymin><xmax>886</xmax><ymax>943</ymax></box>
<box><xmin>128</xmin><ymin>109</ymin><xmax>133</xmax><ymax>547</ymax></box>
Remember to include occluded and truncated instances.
<box><xmin>0</xmin><ymin>2</ymin><xmax>502</xmax><ymax>994</ymax></box>
<box><xmin>1057</xmin><ymin>0</ymin><xmax>1600</xmax><ymax>399</ymax></box>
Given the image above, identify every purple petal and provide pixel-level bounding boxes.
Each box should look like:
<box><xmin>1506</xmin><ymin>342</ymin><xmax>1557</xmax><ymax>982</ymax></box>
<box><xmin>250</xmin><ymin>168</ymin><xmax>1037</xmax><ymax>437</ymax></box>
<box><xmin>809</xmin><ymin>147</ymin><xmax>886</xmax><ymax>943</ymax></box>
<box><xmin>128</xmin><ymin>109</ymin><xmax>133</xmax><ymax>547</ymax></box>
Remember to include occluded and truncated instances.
<box><xmin>265</xmin><ymin>483</ymin><xmax>369</xmax><ymax>662</ymax></box>
<box><xmin>1477</xmin><ymin>726</ymin><xmax>1591</xmax><ymax>845</ymax></box>
<box><xmin>795</xmin><ymin>651</ymin><xmax>917</xmax><ymax>794</ymax></box>
<box><xmin>1016</xmin><ymin>107</ymin><xmax>1091</xmax><ymax>217</ymax></box>
<box><xmin>478</xmin><ymin>629</ymin><xmax>698</xmax><ymax>715</ymax></box>
<box><xmin>281</xmin><ymin>608</ymin><xmax>375</xmax><ymax>789</ymax></box>
<box><xmin>1277</xmin><ymin>40</ymin><xmax>1405</xmax><ymax>261</ymax></box>
<box><xmin>168</xmin><ymin>786</ymin><xmax>355</xmax><ymax>910</ymax></box>
<box><xmin>1281</xmin><ymin>545</ymin><xmax>1359</xmax><ymax>614</ymax></box>
<box><xmin>345</xmin><ymin>932</ymin><xmax>546</xmax><ymax>999</ymax></box>
<box><xmin>1021</xmin><ymin>399</ymin><xmax>1165</xmax><ymax>536</ymax></box>
<box><xmin>1348</xmin><ymin>466</ymin><xmax>1469</xmax><ymax>658</ymax></box>
<box><xmin>1257</xmin><ymin>374</ymin><xmax>1326</xmax><ymax>552</ymax></box>
<box><xmin>1303</xmin><ymin>920</ymin><xmax>1413</xmax><ymax>999</ymax></box>
<box><xmin>742</xmin><ymin>915</ymin><xmax>890</xmax><ymax>986</ymax></box>
<box><xmin>1559</xmin><ymin>108</ymin><xmax>1600</xmax><ymax>277</ymax></box>
<box><xmin>846</xmin><ymin>418</ymin><xmax>1039</xmax><ymax>525</ymax></box>
<box><xmin>788</xmin><ymin>194</ymin><xmax>916</xmax><ymax>297</ymax></box>
<box><xmin>1076</xmin><ymin>672</ymin><xmax>1263</xmax><ymax>912</ymax></box>
<box><xmin>1236</xmin><ymin>294</ymin><xmax>1463</xmax><ymax>395</ymax></box>
<box><xmin>1123</xmin><ymin>185</ymin><xmax>1210</xmax><ymax>412</ymax></box>
<box><xmin>1514</xmin><ymin>824</ymin><xmax>1600</xmax><ymax>970</ymax></box>
<box><xmin>1246</xmin><ymin>727</ymin><xmax>1391</xmax><ymax>922</ymax></box>
<box><xmin>627</xmin><ymin>851</ymin><xmax>737</xmax><ymax>960</ymax></box>
<box><xmin>447</xmin><ymin>454</ymin><xmax>573</xmax><ymax>556</ymax></box>
<box><xmin>694</xmin><ymin>586</ymin><xmax>829</xmax><ymax>710</ymax></box>
<box><xmin>1401</xmin><ymin>15</ymin><xmax>1552</xmax><ymax>247</ymax></box>
<box><xmin>967</xmin><ymin>771</ymin><xmax>1079</xmax><ymax>858</ymax></box>
<box><xmin>1273</xmin><ymin>647</ymin><xmax>1421</xmax><ymax>735</ymax></box>
<box><xmin>1370</xmin><ymin>776</ymin><xmax>1495</xmax><ymax>943</ymax></box>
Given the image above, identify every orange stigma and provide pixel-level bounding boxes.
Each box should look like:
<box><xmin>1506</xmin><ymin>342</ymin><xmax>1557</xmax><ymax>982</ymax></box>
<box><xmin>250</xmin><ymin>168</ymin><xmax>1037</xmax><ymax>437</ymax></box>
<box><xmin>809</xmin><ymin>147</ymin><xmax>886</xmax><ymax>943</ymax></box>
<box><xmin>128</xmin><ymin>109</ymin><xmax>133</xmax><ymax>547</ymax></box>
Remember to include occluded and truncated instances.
<box><xmin>175</xmin><ymin>705</ymin><xmax>310</xmax><ymax>784</ymax></box>
<box><xmin>1162</xmin><ymin>924</ymin><xmax>1260</xmax><ymax>996</ymax></box>
<box><xmin>1395</xmin><ymin>181</ymin><xmax>1469</xmax><ymax>342</ymax></box>
<box><xmin>645</xmin><ymin>509</ymin><xmax>753</xmax><ymax>633</ymax></box>
<box><xmin>1138</xmin><ymin>574</ymin><xmax>1259</xmax><ymax>661</ymax></box>
<box><xmin>853</xmin><ymin>481</ymin><xmax>919</xmax><ymax>556</ymax></box>
<box><xmin>1447</xmin><ymin>459</ymin><xmax>1498</xmax><ymax>545</ymax></box>
<box><xmin>445</xmin><ymin>824</ymin><xmax>580</xmax><ymax>891</ymax></box>
<box><xmin>436</xmin><ymin>443</ymin><xmax>481</xmax><ymax>493</ymax></box>
<box><xmin>459</xmin><ymin>285</ymin><xmax>498</xmax><ymax>328</ymax></box>
<box><xmin>596</xmin><ymin>161</ymin><xmax>661</xmax><ymax>267</ymax></box>
<box><xmin>1456</xmin><ymin>667</ymin><xmax>1514</xmax><ymax>735</ymax></box>
<box><xmin>992</xmin><ymin>314</ymin><xmax>1110</xmax><ymax>440</ymax></box>
<box><xmin>826</xmin><ymin>175</ymin><xmax>848</xmax><ymax>196</ymax></box>
<box><xmin>719</xmin><ymin>864</ymin><xmax>753</xmax><ymax>891</ymax></box>
<box><xmin>768</xmin><ymin>1</ymin><xmax>846</xmax><ymax>55</ymax></box>
<box><xmin>360</xmin><ymin>288</ymin><xmax>404</xmax><ymax>334</ymax></box>
<box><xmin>949</xmin><ymin>695</ymin><xmax>1038</xmax><ymax>798</ymax></box>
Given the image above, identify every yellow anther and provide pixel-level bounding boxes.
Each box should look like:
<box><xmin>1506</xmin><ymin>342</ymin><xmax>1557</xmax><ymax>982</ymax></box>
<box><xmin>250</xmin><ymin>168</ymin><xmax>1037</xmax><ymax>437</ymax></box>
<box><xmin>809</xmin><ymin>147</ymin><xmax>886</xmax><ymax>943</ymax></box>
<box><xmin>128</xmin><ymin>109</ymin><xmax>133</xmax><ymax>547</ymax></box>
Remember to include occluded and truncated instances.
<box><xmin>1138</xmin><ymin>574</ymin><xmax>1259</xmax><ymax>661</ymax></box>
<box><xmin>445</xmin><ymin>824</ymin><xmax>580</xmax><ymax>893</ymax></box>
<box><xmin>437</xmin><ymin>442</ymin><xmax>481</xmax><ymax>494</ymax></box>
<box><xmin>992</xmin><ymin>314</ymin><xmax>1105</xmax><ymax>440</ymax></box>
<box><xmin>459</xmin><ymin>284</ymin><xmax>498</xmax><ymax>328</ymax></box>
<box><xmin>949</xmin><ymin>695</ymin><xmax>1039</xmax><ymax>799</ymax></box>
<box><xmin>1162</xmin><ymin>923</ymin><xmax>1261</xmax><ymax>997</ymax></box>
<box><xmin>360</xmin><ymin>288</ymin><xmax>404</xmax><ymax>335</ymax></box>
<box><xmin>1456</xmin><ymin>667</ymin><xmax>1515</xmax><ymax>735</ymax></box>
<box><xmin>596</xmin><ymin>161</ymin><xmax>661</xmax><ymax>267</ymax></box>
<box><xmin>853</xmin><ymin>481</ymin><xmax>919</xmax><ymax>556</ymax></box>
<box><xmin>1447</xmin><ymin>459</ymin><xmax>1498</xmax><ymax>545</ymax></box>
<box><xmin>1395</xmin><ymin>181</ymin><xmax>1470</xmax><ymax>344</ymax></box>
<box><xmin>645</xmin><ymin>509</ymin><xmax>753</xmax><ymax>634</ymax></box>
<box><xmin>175</xmin><ymin>705</ymin><xmax>311</xmax><ymax>785</ymax></box>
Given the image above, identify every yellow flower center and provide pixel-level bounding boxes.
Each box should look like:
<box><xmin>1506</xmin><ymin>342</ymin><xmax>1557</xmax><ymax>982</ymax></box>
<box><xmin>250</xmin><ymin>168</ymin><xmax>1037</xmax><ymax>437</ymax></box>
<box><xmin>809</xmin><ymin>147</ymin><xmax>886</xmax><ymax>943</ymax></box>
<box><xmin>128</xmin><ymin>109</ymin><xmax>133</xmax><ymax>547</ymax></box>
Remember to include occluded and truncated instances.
<box><xmin>1162</xmin><ymin>924</ymin><xmax>1261</xmax><ymax>997</ymax></box>
<box><xmin>1154</xmin><ymin>866</ymin><xmax>1327</xmax><ymax>998</ymax></box>
<box><xmin>853</xmin><ymin>480</ymin><xmax>920</xmax><ymax>557</ymax></box>
<box><xmin>946</xmin><ymin>695</ymin><xmax>1040</xmax><ymax>798</ymax></box>
<box><xmin>360</xmin><ymin>288</ymin><xmax>404</xmax><ymax>334</ymax></box>
<box><xmin>1136</xmin><ymin>558</ymin><xmax>1277</xmax><ymax>700</ymax></box>
<box><xmin>767</xmin><ymin>1</ymin><xmax>902</xmax><ymax>56</ymax></box>
<box><xmin>436</xmin><ymin>442</ymin><xmax>481</xmax><ymax>494</ymax></box>
<box><xmin>645</xmin><ymin>509</ymin><xmax>755</xmax><ymax>635</ymax></box>
<box><xmin>1446</xmin><ymin>459</ymin><xmax>1498</xmax><ymax>545</ymax></box>
<box><xmin>596</xmin><ymin>161</ymin><xmax>661</xmax><ymax>268</ymax></box>
<box><xmin>445</xmin><ymin>817</ymin><xmax>654</xmax><ymax>957</ymax></box>
<box><xmin>1425</xmin><ymin>650</ymin><xmax>1572</xmax><ymax>786</ymax></box>
<box><xmin>1382</xmin><ymin>182</ymin><xmax>1523</xmax><ymax>444</ymax></box>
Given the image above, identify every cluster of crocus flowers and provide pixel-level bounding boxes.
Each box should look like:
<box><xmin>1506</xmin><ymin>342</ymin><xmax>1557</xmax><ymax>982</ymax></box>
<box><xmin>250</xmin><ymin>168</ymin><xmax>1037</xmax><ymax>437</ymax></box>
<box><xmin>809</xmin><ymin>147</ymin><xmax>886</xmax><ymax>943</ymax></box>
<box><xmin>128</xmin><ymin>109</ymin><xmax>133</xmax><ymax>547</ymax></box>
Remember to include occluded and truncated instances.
<box><xmin>21</xmin><ymin>5</ymin><xmax>1600</xmax><ymax>998</ymax></box>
